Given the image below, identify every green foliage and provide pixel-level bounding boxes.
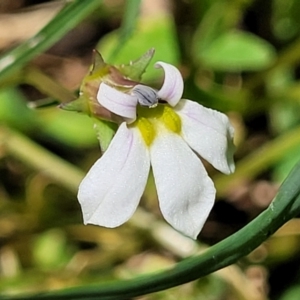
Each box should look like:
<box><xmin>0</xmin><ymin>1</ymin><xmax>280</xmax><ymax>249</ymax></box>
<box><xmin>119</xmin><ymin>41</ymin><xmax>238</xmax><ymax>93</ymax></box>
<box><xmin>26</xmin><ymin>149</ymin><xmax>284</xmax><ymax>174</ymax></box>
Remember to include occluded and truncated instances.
<box><xmin>280</xmin><ymin>286</ymin><xmax>300</xmax><ymax>300</ymax></box>
<box><xmin>0</xmin><ymin>88</ymin><xmax>98</xmax><ymax>147</ymax></box>
<box><xmin>197</xmin><ymin>30</ymin><xmax>276</xmax><ymax>71</ymax></box>
<box><xmin>0</xmin><ymin>88</ymin><xmax>37</xmax><ymax>130</ymax></box>
<box><xmin>0</xmin><ymin>0</ymin><xmax>101</xmax><ymax>81</ymax></box>
<box><xmin>39</xmin><ymin>109</ymin><xmax>98</xmax><ymax>148</ymax></box>
<box><xmin>33</xmin><ymin>229</ymin><xmax>72</xmax><ymax>270</ymax></box>
<box><xmin>98</xmin><ymin>14</ymin><xmax>180</xmax><ymax>81</ymax></box>
<box><xmin>1</xmin><ymin>0</ymin><xmax>300</xmax><ymax>299</ymax></box>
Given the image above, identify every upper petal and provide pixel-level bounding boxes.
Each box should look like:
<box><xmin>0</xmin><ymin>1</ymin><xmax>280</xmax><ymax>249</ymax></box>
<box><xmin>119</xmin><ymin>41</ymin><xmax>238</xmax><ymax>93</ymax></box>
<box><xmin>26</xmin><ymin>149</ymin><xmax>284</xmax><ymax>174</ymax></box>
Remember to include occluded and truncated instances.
<box><xmin>150</xmin><ymin>127</ymin><xmax>216</xmax><ymax>239</ymax></box>
<box><xmin>175</xmin><ymin>99</ymin><xmax>235</xmax><ymax>174</ymax></box>
<box><xmin>78</xmin><ymin>123</ymin><xmax>150</xmax><ymax>227</ymax></box>
<box><xmin>97</xmin><ymin>83</ymin><xmax>138</xmax><ymax>122</ymax></box>
<box><xmin>155</xmin><ymin>62</ymin><xmax>184</xmax><ymax>107</ymax></box>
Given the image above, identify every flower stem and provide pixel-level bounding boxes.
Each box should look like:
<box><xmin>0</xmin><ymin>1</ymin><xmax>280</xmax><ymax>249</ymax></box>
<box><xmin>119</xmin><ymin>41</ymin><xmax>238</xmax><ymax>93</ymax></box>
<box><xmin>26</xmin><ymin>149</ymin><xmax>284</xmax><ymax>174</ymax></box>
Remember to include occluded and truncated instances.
<box><xmin>1</xmin><ymin>124</ymin><xmax>300</xmax><ymax>299</ymax></box>
<box><xmin>2</xmin><ymin>157</ymin><xmax>300</xmax><ymax>300</ymax></box>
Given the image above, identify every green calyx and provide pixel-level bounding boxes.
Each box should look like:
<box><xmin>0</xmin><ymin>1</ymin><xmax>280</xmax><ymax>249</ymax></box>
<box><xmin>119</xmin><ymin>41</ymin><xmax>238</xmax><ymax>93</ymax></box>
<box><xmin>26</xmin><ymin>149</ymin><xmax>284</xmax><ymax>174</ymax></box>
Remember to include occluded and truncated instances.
<box><xmin>60</xmin><ymin>49</ymin><xmax>155</xmax><ymax>122</ymax></box>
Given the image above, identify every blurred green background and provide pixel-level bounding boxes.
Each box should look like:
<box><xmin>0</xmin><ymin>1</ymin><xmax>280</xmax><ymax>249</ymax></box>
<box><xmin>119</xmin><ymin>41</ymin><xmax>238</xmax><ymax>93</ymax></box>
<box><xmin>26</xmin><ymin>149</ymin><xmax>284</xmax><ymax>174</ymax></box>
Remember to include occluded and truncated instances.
<box><xmin>1</xmin><ymin>0</ymin><xmax>300</xmax><ymax>299</ymax></box>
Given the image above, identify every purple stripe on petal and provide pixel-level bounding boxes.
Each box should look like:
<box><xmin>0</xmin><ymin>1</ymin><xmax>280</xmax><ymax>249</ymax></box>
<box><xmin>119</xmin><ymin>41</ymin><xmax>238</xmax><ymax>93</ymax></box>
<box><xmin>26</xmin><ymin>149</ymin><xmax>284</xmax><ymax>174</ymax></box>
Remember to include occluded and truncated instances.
<box><xmin>97</xmin><ymin>83</ymin><xmax>138</xmax><ymax>122</ymax></box>
<box><xmin>155</xmin><ymin>62</ymin><xmax>184</xmax><ymax>107</ymax></box>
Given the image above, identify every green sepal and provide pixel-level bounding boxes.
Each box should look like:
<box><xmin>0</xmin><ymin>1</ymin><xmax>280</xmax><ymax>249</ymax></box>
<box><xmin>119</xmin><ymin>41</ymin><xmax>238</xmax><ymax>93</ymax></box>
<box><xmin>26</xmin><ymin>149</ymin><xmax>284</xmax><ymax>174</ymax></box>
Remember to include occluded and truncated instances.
<box><xmin>93</xmin><ymin>119</ymin><xmax>118</xmax><ymax>153</ymax></box>
<box><xmin>116</xmin><ymin>48</ymin><xmax>155</xmax><ymax>81</ymax></box>
<box><xmin>59</xmin><ymin>50</ymin><xmax>155</xmax><ymax>151</ymax></box>
<box><xmin>59</xmin><ymin>96</ymin><xmax>89</xmax><ymax>114</ymax></box>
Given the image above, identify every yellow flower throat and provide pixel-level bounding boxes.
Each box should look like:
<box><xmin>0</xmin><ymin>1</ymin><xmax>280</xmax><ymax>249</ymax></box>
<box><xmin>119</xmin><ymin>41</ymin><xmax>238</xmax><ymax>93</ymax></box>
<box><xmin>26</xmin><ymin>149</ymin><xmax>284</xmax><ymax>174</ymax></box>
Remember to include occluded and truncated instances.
<box><xmin>130</xmin><ymin>104</ymin><xmax>181</xmax><ymax>146</ymax></box>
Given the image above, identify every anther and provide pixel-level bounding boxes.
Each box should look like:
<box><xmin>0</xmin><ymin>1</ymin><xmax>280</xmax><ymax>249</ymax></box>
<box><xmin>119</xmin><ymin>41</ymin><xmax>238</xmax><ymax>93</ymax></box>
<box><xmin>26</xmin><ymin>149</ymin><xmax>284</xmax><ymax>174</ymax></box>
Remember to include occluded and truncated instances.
<box><xmin>132</xmin><ymin>84</ymin><xmax>158</xmax><ymax>108</ymax></box>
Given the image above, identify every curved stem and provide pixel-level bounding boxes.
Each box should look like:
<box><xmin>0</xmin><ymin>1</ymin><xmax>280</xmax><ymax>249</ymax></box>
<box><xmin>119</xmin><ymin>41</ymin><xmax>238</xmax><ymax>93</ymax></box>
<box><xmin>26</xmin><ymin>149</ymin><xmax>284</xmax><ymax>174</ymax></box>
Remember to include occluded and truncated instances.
<box><xmin>1</xmin><ymin>145</ymin><xmax>300</xmax><ymax>299</ymax></box>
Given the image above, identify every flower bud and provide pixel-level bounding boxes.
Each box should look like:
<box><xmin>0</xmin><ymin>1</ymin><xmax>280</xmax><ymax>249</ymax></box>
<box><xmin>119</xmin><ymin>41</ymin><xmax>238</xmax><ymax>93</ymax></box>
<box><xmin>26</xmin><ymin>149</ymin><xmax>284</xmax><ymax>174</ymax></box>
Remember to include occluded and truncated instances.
<box><xmin>60</xmin><ymin>49</ymin><xmax>155</xmax><ymax>123</ymax></box>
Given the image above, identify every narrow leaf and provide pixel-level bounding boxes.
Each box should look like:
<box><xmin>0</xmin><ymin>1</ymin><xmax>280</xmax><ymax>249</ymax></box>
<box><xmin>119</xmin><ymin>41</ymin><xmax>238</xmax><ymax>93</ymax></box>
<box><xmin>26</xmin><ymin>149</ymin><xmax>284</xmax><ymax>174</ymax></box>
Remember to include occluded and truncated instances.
<box><xmin>0</xmin><ymin>0</ymin><xmax>101</xmax><ymax>81</ymax></box>
<box><xmin>5</xmin><ymin>161</ymin><xmax>300</xmax><ymax>300</ymax></box>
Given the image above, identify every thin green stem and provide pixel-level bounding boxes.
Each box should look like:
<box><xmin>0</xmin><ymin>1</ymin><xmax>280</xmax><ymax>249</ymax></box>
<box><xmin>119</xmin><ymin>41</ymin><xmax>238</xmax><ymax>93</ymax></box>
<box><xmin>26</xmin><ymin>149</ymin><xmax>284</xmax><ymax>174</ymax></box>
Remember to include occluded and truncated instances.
<box><xmin>0</xmin><ymin>0</ymin><xmax>101</xmax><ymax>82</ymax></box>
<box><xmin>1</xmin><ymin>126</ymin><xmax>300</xmax><ymax>299</ymax></box>
<box><xmin>0</xmin><ymin>127</ymin><xmax>84</xmax><ymax>194</ymax></box>
<box><xmin>2</xmin><ymin>160</ymin><xmax>300</xmax><ymax>300</ymax></box>
<box><xmin>24</xmin><ymin>67</ymin><xmax>76</xmax><ymax>103</ymax></box>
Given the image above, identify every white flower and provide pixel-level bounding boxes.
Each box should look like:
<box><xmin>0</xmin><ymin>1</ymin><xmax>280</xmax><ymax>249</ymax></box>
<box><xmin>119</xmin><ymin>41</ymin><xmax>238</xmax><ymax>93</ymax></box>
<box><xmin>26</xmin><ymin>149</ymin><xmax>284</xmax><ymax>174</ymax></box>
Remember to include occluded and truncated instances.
<box><xmin>78</xmin><ymin>62</ymin><xmax>235</xmax><ymax>239</ymax></box>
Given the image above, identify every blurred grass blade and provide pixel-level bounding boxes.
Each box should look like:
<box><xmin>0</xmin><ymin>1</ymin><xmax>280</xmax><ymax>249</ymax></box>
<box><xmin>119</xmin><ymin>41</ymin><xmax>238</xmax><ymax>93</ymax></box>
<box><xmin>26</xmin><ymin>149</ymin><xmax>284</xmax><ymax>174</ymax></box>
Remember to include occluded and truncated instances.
<box><xmin>0</xmin><ymin>0</ymin><xmax>101</xmax><ymax>81</ymax></box>
<box><xmin>109</xmin><ymin>0</ymin><xmax>142</xmax><ymax>59</ymax></box>
<box><xmin>3</xmin><ymin>161</ymin><xmax>300</xmax><ymax>299</ymax></box>
<box><xmin>119</xmin><ymin>0</ymin><xmax>141</xmax><ymax>41</ymax></box>
<box><xmin>214</xmin><ymin>124</ymin><xmax>300</xmax><ymax>196</ymax></box>
<box><xmin>0</xmin><ymin>127</ymin><xmax>84</xmax><ymax>194</ymax></box>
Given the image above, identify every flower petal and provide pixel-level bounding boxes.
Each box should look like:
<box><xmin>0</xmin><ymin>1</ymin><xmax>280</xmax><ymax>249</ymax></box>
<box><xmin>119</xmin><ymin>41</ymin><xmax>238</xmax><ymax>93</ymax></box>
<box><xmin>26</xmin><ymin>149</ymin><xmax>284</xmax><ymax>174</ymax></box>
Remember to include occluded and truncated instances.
<box><xmin>97</xmin><ymin>83</ymin><xmax>138</xmax><ymax>122</ymax></box>
<box><xmin>176</xmin><ymin>100</ymin><xmax>235</xmax><ymax>174</ymax></box>
<box><xmin>150</xmin><ymin>127</ymin><xmax>216</xmax><ymax>239</ymax></box>
<box><xmin>78</xmin><ymin>123</ymin><xmax>150</xmax><ymax>227</ymax></box>
<box><xmin>132</xmin><ymin>84</ymin><xmax>158</xmax><ymax>107</ymax></box>
<box><xmin>155</xmin><ymin>62</ymin><xmax>184</xmax><ymax>107</ymax></box>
